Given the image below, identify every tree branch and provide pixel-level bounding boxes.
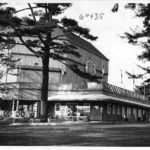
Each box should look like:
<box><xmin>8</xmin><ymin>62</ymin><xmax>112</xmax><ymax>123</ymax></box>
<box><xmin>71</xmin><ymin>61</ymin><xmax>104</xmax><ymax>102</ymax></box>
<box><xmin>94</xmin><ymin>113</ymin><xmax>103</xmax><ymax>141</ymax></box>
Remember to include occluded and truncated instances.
<box><xmin>52</xmin><ymin>32</ymin><xmax>72</xmax><ymax>40</ymax></box>
<box><xmin>9</xmin><ymin>24</ymin><xmax>42</xmax><ymax>57</ymax></box>
<box><xmin>14</xmin><ymin>6</ymin><xmax>39</xmax><ymax>14</ymax></box>
<box><xmin>12</xmin><ymin>41</ymin><xmax>43</xmax><ymax>48</ymax></box>
<box><xmin>28</xmin><ymin>3</ymin><xmax>47</xmax><ymax>47</ymax></box>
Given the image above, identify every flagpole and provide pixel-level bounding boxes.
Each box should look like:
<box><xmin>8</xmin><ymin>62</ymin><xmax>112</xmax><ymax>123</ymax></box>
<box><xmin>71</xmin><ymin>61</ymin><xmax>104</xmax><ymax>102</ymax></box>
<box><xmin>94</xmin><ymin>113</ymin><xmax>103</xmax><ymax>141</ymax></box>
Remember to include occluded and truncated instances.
<box><xmin>143</xmin><ymin>76</ymin><xmax>146</xmax><ymax>97</ymax></box>
<box><xmin>132</xmin><ymin>68</ymin><xmax>135</xmax><ymax>91</ymax></box>
<box><xmin>101</xmin><ymin>60</ymin><xmax>104</xmax><ymax>89</ymax></box>
<box><xmin>144</xmin><ymin>82</ymin><xmax>145</xmax><ymax>96</ymax></box>
<box><xmin>121</xmin><ymin>70</ymin><xmax>123</xmax><ymax>87</ymax></box>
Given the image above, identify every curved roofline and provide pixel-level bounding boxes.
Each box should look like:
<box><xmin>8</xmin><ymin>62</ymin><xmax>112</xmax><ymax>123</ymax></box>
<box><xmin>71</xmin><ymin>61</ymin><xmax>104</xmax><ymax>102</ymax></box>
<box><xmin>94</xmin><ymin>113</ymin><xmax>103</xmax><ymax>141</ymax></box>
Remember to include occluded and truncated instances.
<box><xmin>59</xmin><ymin>27</ymin><xmax>109</xmax><ymax>61</ymax></box>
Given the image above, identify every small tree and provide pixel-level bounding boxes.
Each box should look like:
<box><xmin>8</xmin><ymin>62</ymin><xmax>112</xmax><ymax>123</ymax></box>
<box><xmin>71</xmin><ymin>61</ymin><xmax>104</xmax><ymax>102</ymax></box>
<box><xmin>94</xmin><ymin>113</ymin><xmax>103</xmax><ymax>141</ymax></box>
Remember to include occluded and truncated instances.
<box><xmin>0</xmin><ymin>3</ymin><xmax>99</xmax><ymax>121</ymax></box>
<box><xmin>0</xmin><ymin>35</ymin><xmax>19</xmax><ymax>108</ymax></box>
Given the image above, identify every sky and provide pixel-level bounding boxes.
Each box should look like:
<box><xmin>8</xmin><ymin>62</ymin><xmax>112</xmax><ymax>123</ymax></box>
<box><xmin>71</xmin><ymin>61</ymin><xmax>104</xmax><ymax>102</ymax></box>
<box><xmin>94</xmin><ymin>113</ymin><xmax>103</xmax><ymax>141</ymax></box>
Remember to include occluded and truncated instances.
<box><xmin>7</xmin><ymin>1</ymin><xmax>149</xmax><ymax>91</ymax></box>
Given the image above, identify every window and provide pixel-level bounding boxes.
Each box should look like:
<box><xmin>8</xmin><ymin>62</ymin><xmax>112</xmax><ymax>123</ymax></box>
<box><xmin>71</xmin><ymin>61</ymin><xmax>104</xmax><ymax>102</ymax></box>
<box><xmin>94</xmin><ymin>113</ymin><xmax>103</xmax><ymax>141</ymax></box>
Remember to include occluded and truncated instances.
<box><xmin>34</xmin><ymin>62</ymin><xmax>39</xmax><ymax>66</ymax></box>
<box><xmin>117</xmin><ymin>105</ymin><xmax>121</xmax><ymax>115</ymax></box>
<box><xmin>142</xmin><ymin>109</ymin><xmax>145</xmax><ymax>115</ymax></box>
<box><xmin>127</xmin><ymin>106</ymin><xmax>131</xmax><ymax>118</ymax></box>
<box><xmin>122</xmin><ymin>106</ymin><xmax>125</xmax><ymax>115</ymax></box>
<box><xmin>107</xmin><ymin>104</ymin><xmax>111</xmax><ymax>114</ymax></box>
<box><xmin>112</xmin><ymin>104</ymin><xmax>117</xmax><ymax>114</ymax></box>
<box><xmin>84</xmin><ymin>103</ymin><xmax>90</xmax><ymax>113</ymax></box>
<box><xmin>133</xmin><ymin>108</ymin><xmax>137</xmax><ymax>116</ymax></box>
<box><xmin>138</xmin><ymin>109</ymin><xmax>142</xmax><ymax>117</ymax></box>
<box><xmin>55</xmin><ymin>103</ymin><xmax>60</xmax><ymax>111</ymax></box>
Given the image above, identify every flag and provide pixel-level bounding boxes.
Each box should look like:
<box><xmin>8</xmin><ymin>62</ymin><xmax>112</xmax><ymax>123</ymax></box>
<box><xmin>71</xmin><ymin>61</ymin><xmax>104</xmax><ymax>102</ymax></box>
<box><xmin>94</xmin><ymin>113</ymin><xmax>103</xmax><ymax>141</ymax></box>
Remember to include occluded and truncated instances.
<box><xmin>133</xmin><ymin>69</ymin><xmax>135</xmax><ymax>86</ymax></box>
<box><xmin>121</xmin><ymin>70</ymin><xmax>123</xmax><ymax>84</ymax></box>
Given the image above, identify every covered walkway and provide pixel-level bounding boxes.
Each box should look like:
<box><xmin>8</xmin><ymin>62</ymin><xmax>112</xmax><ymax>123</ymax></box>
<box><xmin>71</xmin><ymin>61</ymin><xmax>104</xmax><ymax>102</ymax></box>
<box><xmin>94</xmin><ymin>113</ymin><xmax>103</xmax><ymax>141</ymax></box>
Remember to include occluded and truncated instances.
<box><xmin>0</xmin><ymin>82</ymin><xmax>150</xmax><ymax>122</ymax></box>
<box><xmin>48</xmin><ymin>82</ymin><xmax>150</xmax><ymax>122</ymax></box>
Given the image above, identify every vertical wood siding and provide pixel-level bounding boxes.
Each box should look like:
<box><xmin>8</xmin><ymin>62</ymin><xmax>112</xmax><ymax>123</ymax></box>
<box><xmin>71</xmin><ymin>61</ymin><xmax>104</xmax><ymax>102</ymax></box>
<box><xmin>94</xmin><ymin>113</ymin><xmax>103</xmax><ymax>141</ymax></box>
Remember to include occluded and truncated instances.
<box><xmin>19</xmin><ymin>69</ymin><xmax>61</xmax><ymax>84</ymax></box>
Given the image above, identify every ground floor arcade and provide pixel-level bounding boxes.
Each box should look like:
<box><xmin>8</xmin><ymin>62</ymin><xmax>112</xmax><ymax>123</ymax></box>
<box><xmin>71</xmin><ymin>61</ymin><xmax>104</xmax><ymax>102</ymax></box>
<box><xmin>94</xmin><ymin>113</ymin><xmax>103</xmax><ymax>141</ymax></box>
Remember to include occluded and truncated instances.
<box><xmin>47</xmin><ymin>100</ymin><xmax>150</xmax><ymax>122</ymax></box>
<box><xmin>0</xmin><ymin>98</ymin><xmax>150</xmax><ymax>122</ymax></box>
<box><xmin>0</xmin><ymin>100</ymin><xmax>40</xmax><ymax>118</ymax></box>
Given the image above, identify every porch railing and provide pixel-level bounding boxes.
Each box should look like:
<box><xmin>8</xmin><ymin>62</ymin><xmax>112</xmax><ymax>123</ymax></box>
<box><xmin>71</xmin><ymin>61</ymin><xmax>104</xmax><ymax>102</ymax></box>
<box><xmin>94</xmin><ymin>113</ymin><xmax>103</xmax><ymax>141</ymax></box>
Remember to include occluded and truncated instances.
<box><xmin>102</xmin><ymin>82</ymin><xmax>147</xmax><ymax>101</ymax></box>
<box><xmin>0</xmin><ymin>82</ymin><xmax>148</xmax><ymax>101</ymax></box>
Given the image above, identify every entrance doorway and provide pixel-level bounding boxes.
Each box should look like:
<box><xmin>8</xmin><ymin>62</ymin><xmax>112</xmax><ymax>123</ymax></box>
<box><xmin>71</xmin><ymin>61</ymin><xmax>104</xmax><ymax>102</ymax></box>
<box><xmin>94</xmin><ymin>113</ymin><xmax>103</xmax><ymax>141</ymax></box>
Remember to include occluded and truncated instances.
<box><xmin>90</xmin><ymin>105</ymin><xmax>102</xmax><ymax>121</ymax></box>
<box><xmin>67</xmin><ymin>103</ymin><xmax>78</xmax><ymax>117</ymax></box>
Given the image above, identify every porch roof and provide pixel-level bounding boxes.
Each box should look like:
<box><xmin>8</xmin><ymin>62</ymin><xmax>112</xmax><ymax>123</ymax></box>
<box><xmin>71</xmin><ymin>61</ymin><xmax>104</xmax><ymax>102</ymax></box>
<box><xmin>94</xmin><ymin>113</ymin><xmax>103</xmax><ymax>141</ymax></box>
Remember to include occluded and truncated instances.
<box><xmin>48</xmin><ymin>93</ymin><xmax>150</xmax><ymax>108</ymax></box>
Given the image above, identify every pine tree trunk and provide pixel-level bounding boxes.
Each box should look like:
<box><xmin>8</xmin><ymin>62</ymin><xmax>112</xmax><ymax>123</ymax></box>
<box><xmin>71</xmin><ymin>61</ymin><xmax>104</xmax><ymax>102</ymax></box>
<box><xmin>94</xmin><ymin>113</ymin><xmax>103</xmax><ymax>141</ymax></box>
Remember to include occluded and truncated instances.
<box><xmin>40</xmin><ymin>5</ymin><xmax>52</xmax><ymax>122</ymax></box>
<box><xmin>40</xmin><ymin>50</ymin><xmax>49</xmax><ymax>122</ymax></box>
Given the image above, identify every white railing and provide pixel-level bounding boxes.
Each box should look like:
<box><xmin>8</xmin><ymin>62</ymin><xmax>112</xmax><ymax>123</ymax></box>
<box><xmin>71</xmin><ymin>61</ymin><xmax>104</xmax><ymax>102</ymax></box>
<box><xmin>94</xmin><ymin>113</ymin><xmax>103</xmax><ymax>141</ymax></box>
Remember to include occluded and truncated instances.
<box><xmin>0</xmin><ymin>82</ymin><xmax>148</xmax><ymax>102</ymax></box>
<box><xmin>0</xmin><ymin>110</ymin><xmax>4</xmax><ymax>117</ymax></box>
<box><xmin>102</xmin><ymin>82</ymin><xmax>147</xmax><ymax>101</ymax></box>
<box><xmin>66</xmin><ymin>116</ymin><xmax>88</xmax><ymax>121</ymax></box>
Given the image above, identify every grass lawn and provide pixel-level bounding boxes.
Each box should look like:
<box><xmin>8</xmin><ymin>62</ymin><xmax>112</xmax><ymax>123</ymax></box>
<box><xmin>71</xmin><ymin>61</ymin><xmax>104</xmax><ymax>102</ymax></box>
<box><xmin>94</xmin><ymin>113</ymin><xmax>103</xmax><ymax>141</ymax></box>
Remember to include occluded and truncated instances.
<box><xmin>1</xmin><ymin>123</ymin><xmax>150</xmax><ymax>146</ymax></box>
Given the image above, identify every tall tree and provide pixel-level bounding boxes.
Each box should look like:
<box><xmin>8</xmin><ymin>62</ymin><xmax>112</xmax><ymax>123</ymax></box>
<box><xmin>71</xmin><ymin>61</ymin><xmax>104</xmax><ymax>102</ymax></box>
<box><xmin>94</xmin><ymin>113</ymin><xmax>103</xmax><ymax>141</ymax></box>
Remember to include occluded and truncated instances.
<box><xmin>0</xmin><ymin>3</ymin><xmax>99</xmax><ymax>121</ymax></box>
<box><xmin>124</xmin><ymin>4</ymin><xmax>150</xmax><ymax>95</ymax></box>
<box><xmin>112</xmin><ymin>3</ymin><xmax>150</xmax><ymax>95</ymax></box>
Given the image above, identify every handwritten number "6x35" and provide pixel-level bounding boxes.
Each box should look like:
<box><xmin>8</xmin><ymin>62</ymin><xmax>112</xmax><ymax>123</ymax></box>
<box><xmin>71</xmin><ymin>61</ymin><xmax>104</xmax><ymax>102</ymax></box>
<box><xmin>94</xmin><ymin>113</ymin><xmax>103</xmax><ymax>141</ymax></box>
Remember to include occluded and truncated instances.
<box><xmin>79</xmin><ymin>13</ymin><xmax>104</xmax><ymax>20</ymax></box>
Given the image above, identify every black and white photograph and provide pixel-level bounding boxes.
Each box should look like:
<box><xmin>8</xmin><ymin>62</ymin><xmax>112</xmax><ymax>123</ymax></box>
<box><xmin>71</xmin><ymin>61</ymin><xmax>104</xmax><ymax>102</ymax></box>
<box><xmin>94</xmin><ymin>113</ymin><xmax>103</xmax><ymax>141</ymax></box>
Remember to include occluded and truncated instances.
<box><xmin>1</xmin><ymin>0</ymin><xmax>150</xmax><ymax>147</ymax></box>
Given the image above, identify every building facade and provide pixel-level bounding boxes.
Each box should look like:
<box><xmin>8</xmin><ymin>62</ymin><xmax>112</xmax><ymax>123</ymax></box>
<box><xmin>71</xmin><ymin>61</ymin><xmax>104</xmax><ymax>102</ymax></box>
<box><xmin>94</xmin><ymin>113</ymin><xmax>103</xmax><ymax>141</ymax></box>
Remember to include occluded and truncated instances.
<box><xmin>48</xmin><ymin>82</ymin><xmax>150</xmax><ymax>122</ymax></box>
<box><xmin>0</xmin><ymin>27</ymin><xmax>109</xmax><ymax>119</ymax></box>
<box><xmin>0</xmin><ymin>27</ymin><xmax>150</xmax><ymax>122</ymax></box>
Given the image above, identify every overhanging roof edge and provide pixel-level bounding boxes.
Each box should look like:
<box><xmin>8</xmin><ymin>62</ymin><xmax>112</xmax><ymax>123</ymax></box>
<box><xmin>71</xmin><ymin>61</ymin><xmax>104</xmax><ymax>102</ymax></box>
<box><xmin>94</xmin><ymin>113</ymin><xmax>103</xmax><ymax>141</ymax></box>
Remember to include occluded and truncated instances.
<box><xmin>48</xmin><ymin>93</ymin><xmax>150</xmax><ymax>108</ymax></box>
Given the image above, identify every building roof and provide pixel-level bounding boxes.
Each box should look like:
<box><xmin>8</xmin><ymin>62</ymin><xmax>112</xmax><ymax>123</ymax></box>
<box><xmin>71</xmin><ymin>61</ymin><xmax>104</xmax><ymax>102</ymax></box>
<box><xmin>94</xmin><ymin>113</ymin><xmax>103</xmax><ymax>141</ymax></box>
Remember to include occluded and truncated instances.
<box><xmin>1</xmin><ymin>23</ymin><xmax>108</xmax><ymax>61</ymax></box>
<box><xmin>54</xmin><ymin>27</ymin><xmax>109</xmax><ymax>61</ymax></box>
<box><xmin>66</xmin><ymin>32</ymin><xmax>109</xmax><ymax>61</ymax></box>
<box><xmin>37</xmin><ymin>21</ymin><xmax>108</xmax><ymax>60</ymax></box>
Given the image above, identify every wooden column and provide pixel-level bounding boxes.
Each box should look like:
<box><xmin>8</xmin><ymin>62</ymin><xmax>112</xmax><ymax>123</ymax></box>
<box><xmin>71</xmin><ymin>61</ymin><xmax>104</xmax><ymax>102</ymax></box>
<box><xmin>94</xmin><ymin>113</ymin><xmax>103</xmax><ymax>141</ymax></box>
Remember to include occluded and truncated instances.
<box><xmin>110</xmin><ymin>103</ymin><xmax>113</xmax><ymax>115</ymax></box>
<box><xmin>131</xmin><ymin>106</ymin><xmax>134</xmax><ymax>121</ymax></box>
<box><xmin>100</xmin><ymin>105</ymin><xmax>103</xmax><ymax>113</ymax></box>
<box><xmin>125</xmin><ymin>106</ymin><xmax>127</xmax><ymax>118</ymax></box>
<box><xmin>136</xmin><ymin>108</ymin><xmax>139</xmax><ymax>121</ymax></box>
<box><xmin>120</xmin><ymin>105</ymin><xmax>122</xmax><ymax>116</ymax></box>
<box><xmin>12</xmin><ymin>100</ymin><xmax>15</xmax><ymax>111</ymax></box>
<box><xmin>27</xmin><ymin>105</ymin><xmax>30</xmax><ymax>111</ymax></box>
<box><xmin>16</xmin><ymin>100</ymin><xmax>19</xmax><ymax>111</ymax></box>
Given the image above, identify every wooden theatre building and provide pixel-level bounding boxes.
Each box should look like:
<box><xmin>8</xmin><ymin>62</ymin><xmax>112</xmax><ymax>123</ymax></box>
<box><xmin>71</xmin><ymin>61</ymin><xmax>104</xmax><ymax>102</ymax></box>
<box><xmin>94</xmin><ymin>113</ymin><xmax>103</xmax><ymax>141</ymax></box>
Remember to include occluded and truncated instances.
<box><xmin>0</xmin><ymin>27</ymin><xmax>150</xmax><ymax>122</ymax></box>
